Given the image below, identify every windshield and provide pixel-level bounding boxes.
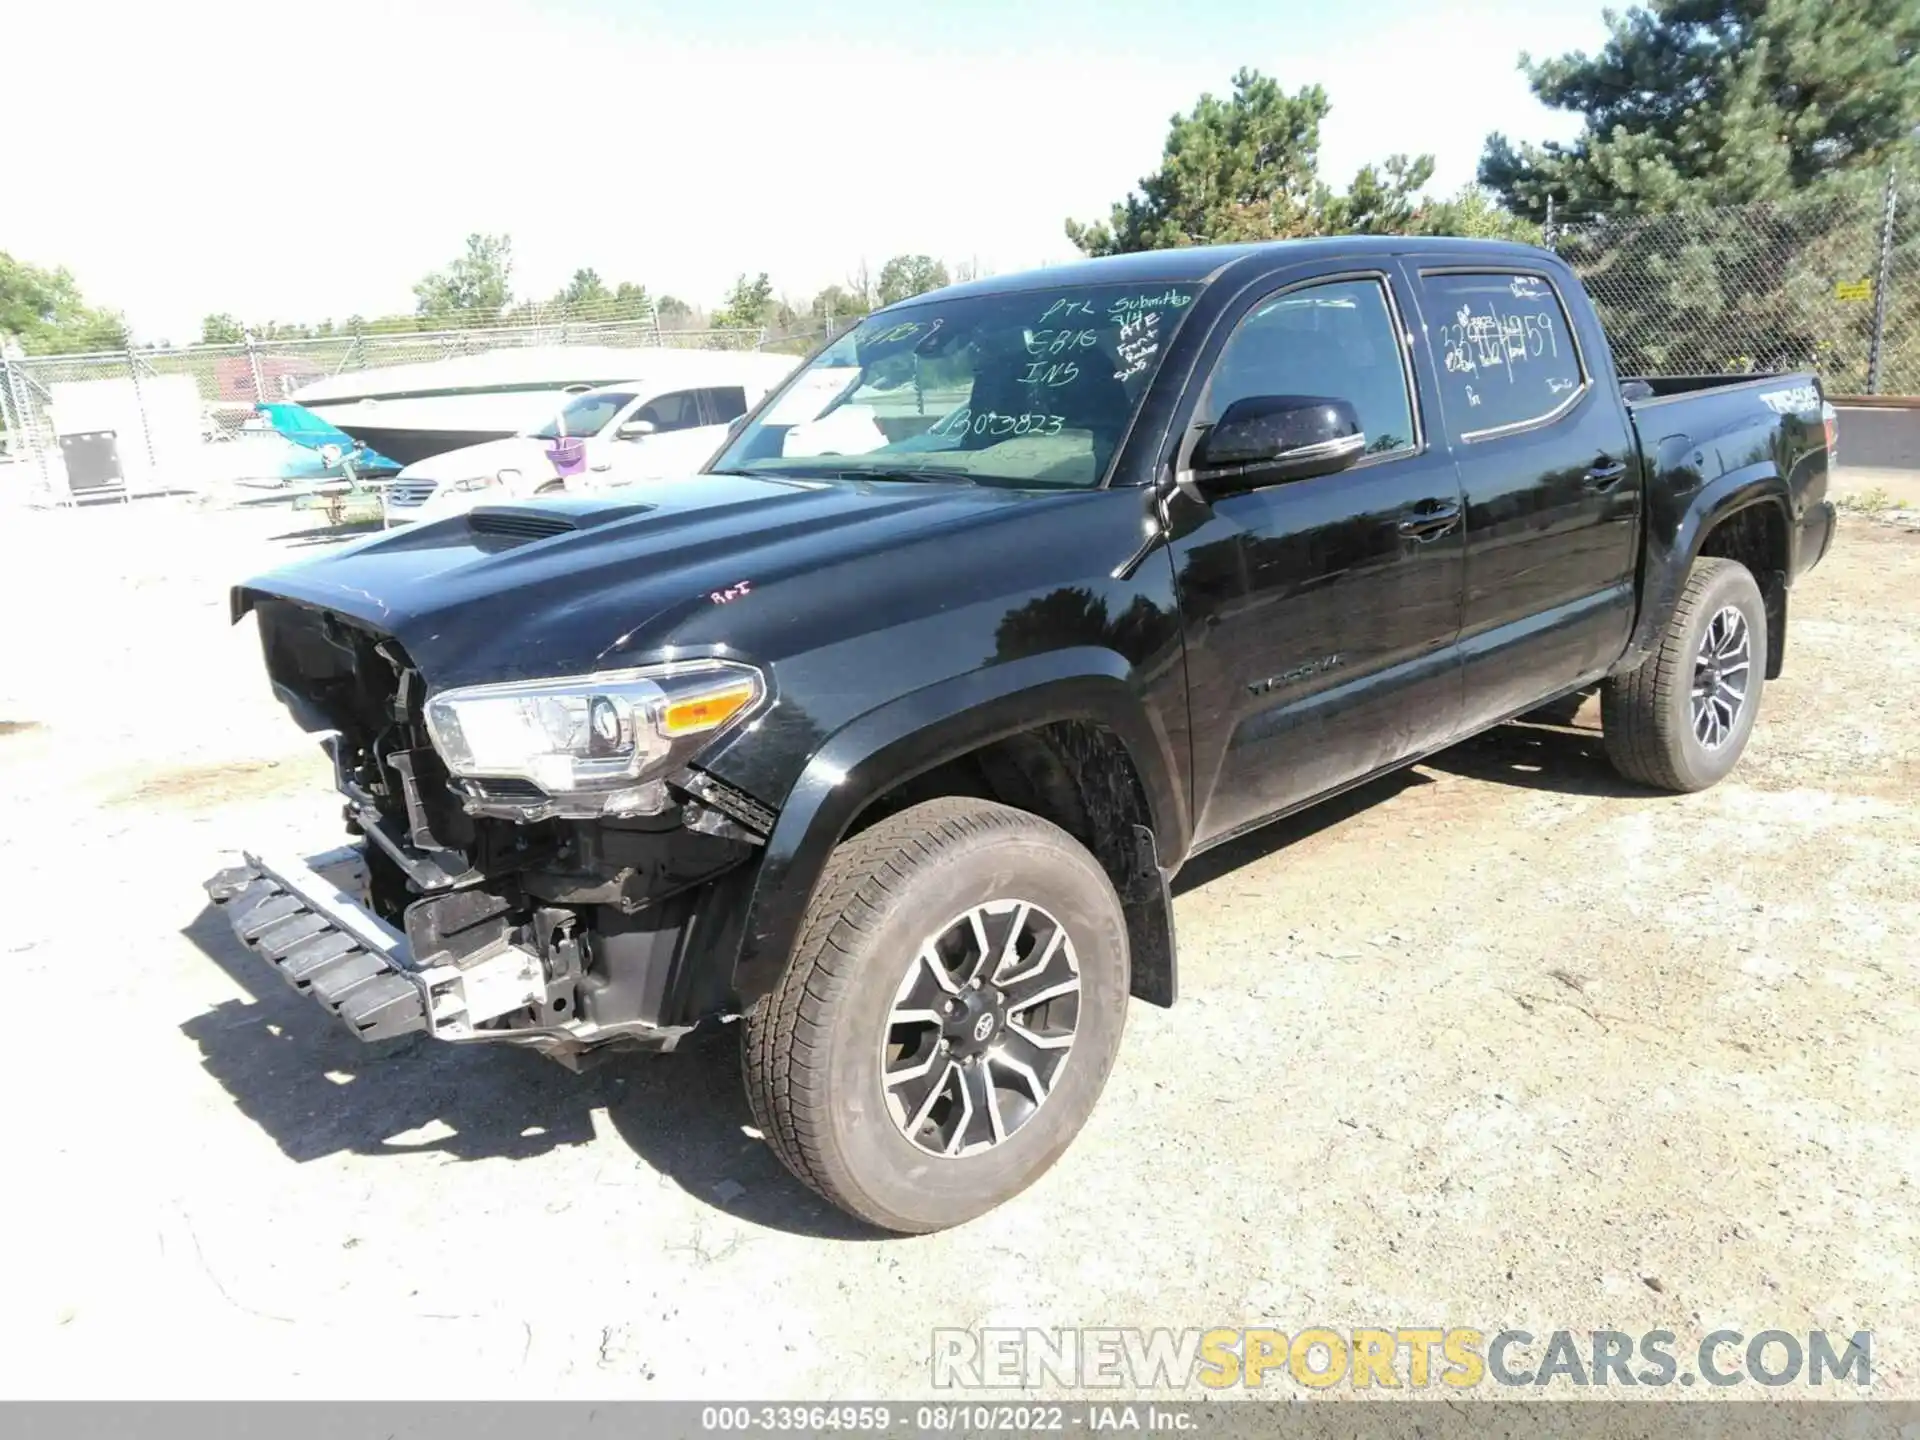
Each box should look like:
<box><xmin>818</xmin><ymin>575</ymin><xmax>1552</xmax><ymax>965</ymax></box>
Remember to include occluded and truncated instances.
<box><xmin>530</xmin><ymin>390</ymin><xmax>636</xmax><ymax>440</ymax></box>
<box><xmin>710</xmin><ymin>282</ymin><xmax>1202</xmax><ymax>488</ymax></box>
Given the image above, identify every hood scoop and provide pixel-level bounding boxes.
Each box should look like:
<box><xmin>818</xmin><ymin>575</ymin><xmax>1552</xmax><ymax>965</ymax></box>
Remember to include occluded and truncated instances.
<box><xmin>467</xmin><ymin>500</ymin><xmax>656</xmax><ymax>542</ymax></box>
<box><xmin>468</xmin><ymin>507</ymin><xmax>576</xmax><ymax>541</ymax></box>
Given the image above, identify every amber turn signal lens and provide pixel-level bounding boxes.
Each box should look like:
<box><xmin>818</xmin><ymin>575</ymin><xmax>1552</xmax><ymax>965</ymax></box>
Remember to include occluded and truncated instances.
<box><xmin>661</xmin><ymin>682</ymin><xmax>758</xmax><ymax>737</ymax></box>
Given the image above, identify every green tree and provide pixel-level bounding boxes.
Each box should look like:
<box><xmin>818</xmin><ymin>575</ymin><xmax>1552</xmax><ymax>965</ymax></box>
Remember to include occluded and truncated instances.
<box><xmin>0</xmin><ymin>252</ymin><xmax>126</xmax><ymax>354</ymax></box>
<box><xmin>1481</xmin><ymin>1</ymin><xmax>1919</xmax><ymax>391</ymax></box>
<box><xmin>1320</xmin><ymin>155</ymin><xmax>1434</xmax><ymax>234</ymax></box>
<box><xmin>560</xmin><ymin>267</ymin><xmax>611</xmax><ymax>307</ymax></box>
<box><xmin>656</xmin><ymin>294</ymin><xmax>693</xmax><ymax>322</ymax></box>
<box><xmin>413</xmin><ymin>232</ymin><xmax>514</xmax><ymax>324</ymax></box>
<box><xmin>1066</xmin><ymin>69</ymin><xmax>1531</xmax><ymax>254</ymax></box>
<box><xmin>1405</xmin><ymin>186</ymin><xmax>1542</xmax><ymax>242</ymax></box>
<box><xmin>876</xmin><ymin>255</ymin><xmax>950</xmax><ymax>307</ymax></box>
<box><xmin>712</xmin><ymin>273</ymin><xmax>774</xmax><ymax>330</ymax></box>
<box><xmin>255</xmin><ymin>320</ymin><xmax>320</xmax><ymax>341</ymax></box>
<box><xmin>200</xmin><ymin>313</ymin><xmax>244</xmax><ymax>344</ymax></box>
<box><xmin>609</xmin><ymin>280</ymin><xmax>653</xmax><ymax>314</ymax></box>
<box><xmin>1066</xmin><ymin>70</ymin><xmax>1340</xmax><ymax>253</ymax></box>
<box><xmin>809</xmin><ymin>284</ymin><xmax>870</xmax><ymax>328</ymax></box>
<box><xmin>1480</xmin><ymin>0</ymin><xmax>1920</xmax><ymax>219</ymax></box>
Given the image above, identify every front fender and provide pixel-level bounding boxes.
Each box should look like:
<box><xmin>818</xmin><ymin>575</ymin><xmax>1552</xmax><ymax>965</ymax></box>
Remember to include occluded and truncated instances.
<box><xmin>1616</xmin><ymin>447</ymin><xmax>1792</xmax><ymax>675</ymax></box>
<box><xmin>713</xmin><ymin>649</ymin><xmax>1187</xmax><ymax>1010</ymax></box>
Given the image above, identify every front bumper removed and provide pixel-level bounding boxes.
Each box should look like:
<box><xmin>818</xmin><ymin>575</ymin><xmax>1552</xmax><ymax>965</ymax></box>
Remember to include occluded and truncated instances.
<box><xmin>207</xmin><ymin>850</ymin><xmax>432</xmax><ymax>1040</ymax></box>
<box><xmin>207</xmin><ymin>848</ymin><xmax>685</xmax><ymax>1061</ymax></box>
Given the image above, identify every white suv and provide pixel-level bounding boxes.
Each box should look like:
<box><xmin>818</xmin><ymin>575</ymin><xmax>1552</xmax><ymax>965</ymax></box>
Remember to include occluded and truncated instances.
<box><xmin>385</xmin><ymin>354</ymin><xmax>797</xmax><ymax>524</ymax></box>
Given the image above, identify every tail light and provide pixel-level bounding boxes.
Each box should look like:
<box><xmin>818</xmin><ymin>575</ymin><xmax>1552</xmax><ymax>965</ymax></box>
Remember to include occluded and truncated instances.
<box><xmin>1822</xmin><ymin>402</ymin><xmax>1839</xmax><ymax>456</ymax></box>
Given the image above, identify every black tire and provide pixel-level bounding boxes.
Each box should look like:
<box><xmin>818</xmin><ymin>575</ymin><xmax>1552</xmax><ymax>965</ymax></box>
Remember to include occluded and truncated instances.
<box><xmin>742</xmin><ymin>798</ymin><xmax>1130</xmax><ymax>1233</ymax></box>
<box><xmin>1602</xmin><ymin>556</ymin><xmax>1767</xmax><ymax>792</ymax></box>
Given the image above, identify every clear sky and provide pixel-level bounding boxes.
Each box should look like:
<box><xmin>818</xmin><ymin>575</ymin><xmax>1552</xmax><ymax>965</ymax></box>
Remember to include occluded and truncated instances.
<box><xmin>8</xmin><ymin>0</ymin><xmax>1609</xmax><ymax>341</ymax></box>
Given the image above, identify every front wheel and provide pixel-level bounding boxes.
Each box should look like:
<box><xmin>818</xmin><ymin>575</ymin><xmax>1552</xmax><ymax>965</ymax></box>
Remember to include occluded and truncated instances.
<box><xmin>1602</xmin><ymin>556</ymin><xmax>1767</xmax><ymax>792</ymax></box>
<box><xmin>742</xmin><ymin>798</ymin><xmax>1130</xmax><ymax>1233</ymax></box>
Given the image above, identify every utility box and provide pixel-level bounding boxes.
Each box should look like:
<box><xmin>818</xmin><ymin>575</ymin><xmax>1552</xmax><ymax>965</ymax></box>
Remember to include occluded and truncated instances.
<box><xmin>49</xmin><ymin>374</ymin><xmax>200</xmax><ymax>493</ymax></box>
<box><xmin>58</xmin><ymin>430</ymin><xmax>128</xmax><ymax>502</ymax></box>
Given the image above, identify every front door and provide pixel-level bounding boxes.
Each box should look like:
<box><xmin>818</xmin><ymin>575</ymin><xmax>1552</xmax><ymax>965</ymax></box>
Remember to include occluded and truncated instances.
<box><xmin>599</xmin><ymin>388</ymin><xmax>723</xmax><ymax>486</ymax></box>
<box><xmin>1169</xmin><ymin>272</ymin><xmax>1467</xmax><ymax>847</ymax></box>
<box><xmin>1404</xmin><ymin>265</ymin><xmax>1639</xmax><ymax>730</ymax></box>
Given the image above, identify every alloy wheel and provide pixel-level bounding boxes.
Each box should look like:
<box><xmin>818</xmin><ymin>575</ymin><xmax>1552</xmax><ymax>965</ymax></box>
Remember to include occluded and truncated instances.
<box><xmin>1691</xmin><ymin>604</ymin><xmax>1752</xmax><ymax>749</ymax></box>
<box><xmin>881</xmin><ymin>899</ymin><xmax>1081</xmax><ymax>1157</ymax></box>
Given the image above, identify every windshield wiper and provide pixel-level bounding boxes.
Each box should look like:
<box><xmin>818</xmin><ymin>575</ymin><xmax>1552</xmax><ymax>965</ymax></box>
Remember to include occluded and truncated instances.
<box><xmin>707</xmin><ymin>464</ymin><xmax>979</xmax><ymax>485</ymax></box>
<box><xmin>830</xmin><ymin>466</ymin><xmax>978</xmax><ymax>486</ymax></box>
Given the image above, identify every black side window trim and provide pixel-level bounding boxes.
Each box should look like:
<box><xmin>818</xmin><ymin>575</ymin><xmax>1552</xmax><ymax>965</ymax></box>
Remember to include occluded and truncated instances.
<box><xmin>1414</xmin><ymin>265</ymin><xmax>1591</xmax><ymax>444</ymax></box>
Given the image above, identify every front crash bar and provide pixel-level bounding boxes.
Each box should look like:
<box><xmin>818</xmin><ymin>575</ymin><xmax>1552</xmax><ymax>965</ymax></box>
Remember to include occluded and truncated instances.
<box><xmin>205</xmin><ymin>848</ymin><xmax>700</xmax><ymax>1060</ymax></box>
<box><xmin>207</xmin><ymin>848</ymin><xmax>548</xmax><ymax>1044</ymax></box>
<box><xmin>207</xmin><ymin>849</ymin><xmax>428</xmax><ymax>1041</ymax></box>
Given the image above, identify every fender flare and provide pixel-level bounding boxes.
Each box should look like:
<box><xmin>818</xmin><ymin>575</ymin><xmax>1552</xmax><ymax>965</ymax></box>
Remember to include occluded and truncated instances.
<box><xmin>1616</xmin><ymin>454</ymin><xmax>1793</xmax><ymax>675</ymax></box>
<box><xmin>721</xmin><ymin>648</ymin><xmax>1187</xmax><ymax>1008</ymax></box>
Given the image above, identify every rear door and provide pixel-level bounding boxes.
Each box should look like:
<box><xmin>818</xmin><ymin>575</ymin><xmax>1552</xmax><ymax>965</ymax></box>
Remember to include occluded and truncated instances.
<box><xmin>1403</xmin><ymin>265</ymin><xmax>1639</xmax><ymax>730</ymax></box>
<box><xmin>1168</xmin><ymin>269</ymin><xmax>1467</xmax><ymax>846</ymax></box>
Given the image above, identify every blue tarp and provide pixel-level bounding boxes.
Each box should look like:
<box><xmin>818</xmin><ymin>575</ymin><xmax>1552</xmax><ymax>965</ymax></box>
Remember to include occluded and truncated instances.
<box><xmin>256</xmin><ymin>402</ymin><xmax>401</xmax><ymax>475</ymax></box>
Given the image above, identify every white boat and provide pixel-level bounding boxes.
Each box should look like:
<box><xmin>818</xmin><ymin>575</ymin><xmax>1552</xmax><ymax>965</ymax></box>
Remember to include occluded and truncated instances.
<box><xmin>290</xmin><ymin>345</ymin><xmax>732</xmax><ymax>468</ymax></box>
<box><xmin>382</xmin><ymin>351</ymin><xmax>800</xmax><ymax>524</ymax></box>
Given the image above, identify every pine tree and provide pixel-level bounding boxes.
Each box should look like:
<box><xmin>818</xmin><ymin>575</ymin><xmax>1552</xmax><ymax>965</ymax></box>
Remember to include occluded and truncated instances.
<box><xmin>1067</xmin><ymin>69</ymin><xmax>1535</xmax><ymax>255</ymax></box>
<box><xmin>1066</xmin><ymin>71</ymin><xmax>1340</xmax><ymax>254</ymax></box>
<box><xmin>1482</xmin><ymin>1</ymin><xmax>1920</xmax><ymax>392</ymax></box>
<box><xmin>1481</xmin><ymin>0</ymin><xmax>1920</xmax><ymax>218</ymax></box>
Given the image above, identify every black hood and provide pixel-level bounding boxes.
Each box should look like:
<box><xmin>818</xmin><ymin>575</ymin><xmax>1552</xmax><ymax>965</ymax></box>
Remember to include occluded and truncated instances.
<box><xmin>236</xmin><ymin>473</ymin><xmax>1093</xmax><ymax>687</ymax></box>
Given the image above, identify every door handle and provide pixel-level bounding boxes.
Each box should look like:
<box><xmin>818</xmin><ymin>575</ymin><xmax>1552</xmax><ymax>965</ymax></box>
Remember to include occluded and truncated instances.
<box><xmin>1585</xmin><ymin>459</ymin><xmax>1629</xmax><ymax>491</ymax></box>
<box><xmin>1397</xmin><ymin>500</ymin><xmax>1461</xmax><ymax>542</ymax></box>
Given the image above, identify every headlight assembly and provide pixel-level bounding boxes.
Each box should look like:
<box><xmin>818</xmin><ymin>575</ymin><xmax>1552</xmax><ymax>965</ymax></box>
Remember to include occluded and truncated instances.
<box><xmin>423</xmin><ymin>660</ymin><xmax>764</xmax><ymax>817</ymax></box>
<box><xmin>447</xmin><ymin>474</ymin><xmax>499</xmax><ymax>493</ymax></box>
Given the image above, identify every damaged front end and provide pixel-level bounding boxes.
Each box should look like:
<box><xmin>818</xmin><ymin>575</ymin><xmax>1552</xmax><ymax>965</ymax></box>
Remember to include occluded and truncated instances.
<box><xmin>207</xmin><ymin>595</ymin><xmax>775</xmax><ymax>1066</ymax></box>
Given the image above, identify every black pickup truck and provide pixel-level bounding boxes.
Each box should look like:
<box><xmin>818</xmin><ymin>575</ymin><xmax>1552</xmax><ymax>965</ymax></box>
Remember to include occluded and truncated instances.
<box><xmin>209</xmin><ymin>236</ymin><xmax>1837</xmax><ymax>1231</ymax></box>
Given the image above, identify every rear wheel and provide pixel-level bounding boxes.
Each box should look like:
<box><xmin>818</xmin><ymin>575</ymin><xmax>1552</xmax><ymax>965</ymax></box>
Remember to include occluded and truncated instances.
<box><xmin>742</xmin><ymin>798</ymin><xmax>1129</xmax><ymax>1233</ymax></box>
<box><xmin>1602</xmin><ymin>556</ymin><xmax>1766</xmax><ymax>792</ymax></box>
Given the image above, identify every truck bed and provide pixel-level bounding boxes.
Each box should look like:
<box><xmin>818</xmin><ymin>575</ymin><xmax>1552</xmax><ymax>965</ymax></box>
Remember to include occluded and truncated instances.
<box><xmin>1622</xmin><ymin>372</ymin><xmax>1818</xmax><ymax>403</ymax></box>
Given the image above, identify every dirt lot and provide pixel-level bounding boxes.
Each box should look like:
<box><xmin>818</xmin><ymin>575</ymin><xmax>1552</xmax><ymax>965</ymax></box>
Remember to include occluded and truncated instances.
<box><xmin>0</xmin><ymin>490</ymin><xmax>1914</xmax><ymax>1401</ymax></box>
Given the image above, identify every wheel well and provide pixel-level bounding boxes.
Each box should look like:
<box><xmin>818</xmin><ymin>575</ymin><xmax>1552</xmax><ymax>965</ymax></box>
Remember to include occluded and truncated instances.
<box><xmin>1697</xmin><ymin>501</ymin><xmax>1789</xmax><ymax>678</ymax></box>
<box><xmin>847</xmin><ymin>721</ymin><xmax>1176</xmax><ymax>1007</ymax></box>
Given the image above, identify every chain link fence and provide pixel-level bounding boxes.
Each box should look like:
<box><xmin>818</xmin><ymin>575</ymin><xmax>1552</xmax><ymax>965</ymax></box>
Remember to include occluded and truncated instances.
<box><xmin>0</xmin><ymin>299</ymin><xmax>771</xmax><ymax>504</ymax></box>
<box><xmin>1548</xmin><ymin>172</ymin><xmax>1915</xmax><ymax>398</ymax></box>
<box><xmin>6</xmin><ymin>181</ymin><xmax>1916</xmax><ymax>505</ymax></box>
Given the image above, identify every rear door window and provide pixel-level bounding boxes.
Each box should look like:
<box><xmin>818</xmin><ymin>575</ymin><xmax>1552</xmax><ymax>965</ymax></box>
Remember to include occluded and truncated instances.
<box><xmin>698</xmin><ymin>386</ymin><xmax>750</xmax><ymax>424</ymax></box>
<box><xmin>1421</xmin><ymin>272</ymin><xmax>1584</xmax><ymax>440</ymax></box>
<box><xmin>631</xmin><ymin>390</ymin><xmax>704</xmax><ymax>432</ymax></box>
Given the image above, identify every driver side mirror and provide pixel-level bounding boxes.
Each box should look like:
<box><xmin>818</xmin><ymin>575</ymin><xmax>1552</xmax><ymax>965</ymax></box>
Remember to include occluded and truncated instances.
<box><xmin>1191</xmin><ymin>395</ymin><xmax>1367</xmax><ymax>491</ymax></box>
<box><xmin>616</xmin><ymin>419</ymin><xmax>657</xmax><ymax>441</ymax></box>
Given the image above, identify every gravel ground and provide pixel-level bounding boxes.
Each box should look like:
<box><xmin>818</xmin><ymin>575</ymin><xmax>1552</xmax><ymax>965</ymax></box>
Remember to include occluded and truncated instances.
<box><xmin>0</xmin><ymin>490</ymin><xmax>1914</xmax><ymax>1401</ymax></box>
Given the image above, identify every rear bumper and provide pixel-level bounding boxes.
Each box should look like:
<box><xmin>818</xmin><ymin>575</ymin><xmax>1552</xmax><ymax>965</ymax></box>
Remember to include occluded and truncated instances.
<box><xmin>205</xmin><ymin>847</ymin><xmax>696</xmax><ymax>1062</ymax></box>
